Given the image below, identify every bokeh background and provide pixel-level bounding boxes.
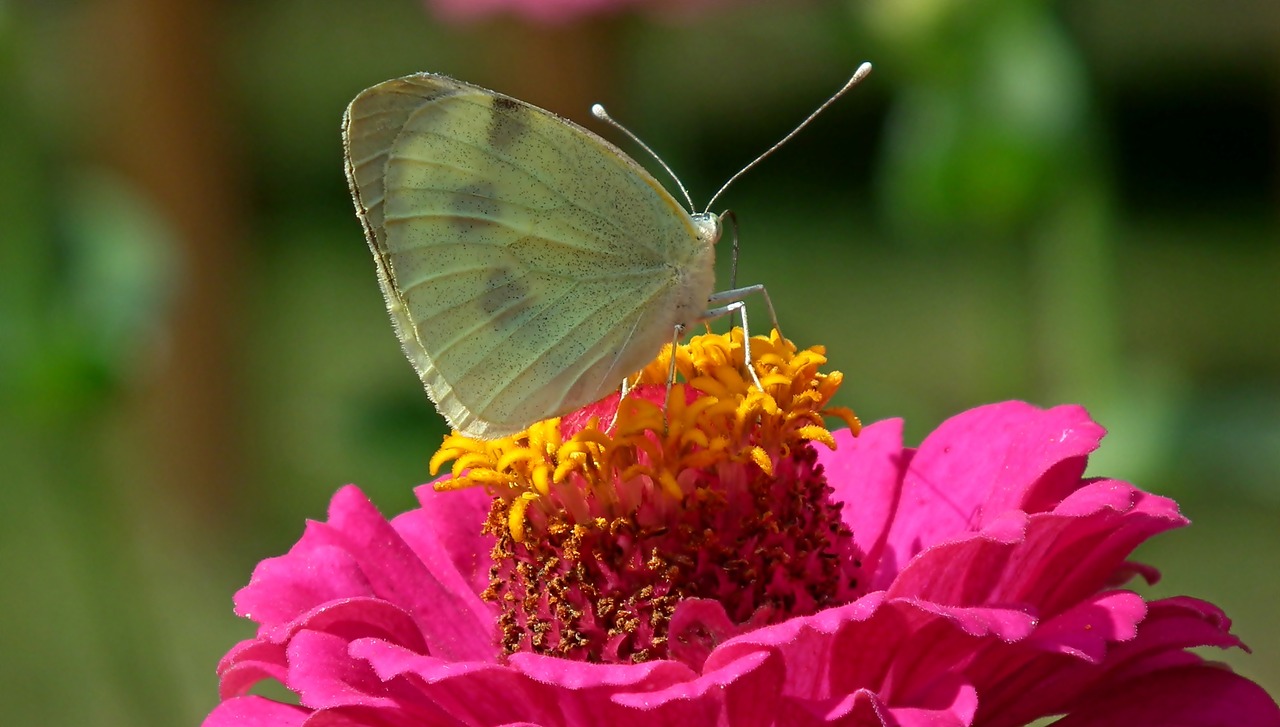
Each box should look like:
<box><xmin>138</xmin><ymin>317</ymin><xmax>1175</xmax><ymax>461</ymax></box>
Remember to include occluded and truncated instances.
<box><xmin>2</xmin><ymin>0</ymin><xmax>1277</xmax><ymax>724</ymax></box>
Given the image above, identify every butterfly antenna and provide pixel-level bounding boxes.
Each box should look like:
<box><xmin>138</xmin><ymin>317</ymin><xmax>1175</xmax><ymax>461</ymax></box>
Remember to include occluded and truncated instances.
<box><xmin>703</xmin><ymin>62</ymin><xmax>872</xmax><ymax>213</ymax></box>
<box><xmin>592</xmin><ymin>103</ymin><xmax>697</xmax><ymax>213</ymax></box>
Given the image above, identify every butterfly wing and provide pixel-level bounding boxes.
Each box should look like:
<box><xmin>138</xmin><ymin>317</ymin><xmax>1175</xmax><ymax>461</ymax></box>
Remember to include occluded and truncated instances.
<box><xmin>343</xmin><ymin>74</ymin><xmax>716</xmax><ymax>439</ymax></box>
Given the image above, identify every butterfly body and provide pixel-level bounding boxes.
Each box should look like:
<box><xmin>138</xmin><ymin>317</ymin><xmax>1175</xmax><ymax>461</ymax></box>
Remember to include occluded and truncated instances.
<box><xmin>343</xmin><ymin>73</ymin><xmax>718</xmax><ymax>439</ymax></box>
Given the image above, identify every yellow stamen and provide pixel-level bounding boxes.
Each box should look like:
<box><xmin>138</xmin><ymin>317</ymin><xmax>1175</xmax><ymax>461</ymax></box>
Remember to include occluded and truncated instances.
<box><xmin>507</xmin><ymin>492</ymin><xmax>539</xmax><ymax>542</ymax></box>
<box><xmin>429</xmin><ymin>329</ymin><xmax>859</xmax><ymax>541</ymax></box>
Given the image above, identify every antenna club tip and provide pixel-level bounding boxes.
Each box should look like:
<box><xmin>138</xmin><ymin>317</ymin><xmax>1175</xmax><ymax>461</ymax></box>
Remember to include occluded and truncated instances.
<box><xmin>848</xmin><ymin>62</ymin><xmax>873</xmax><ymax>87</ymax></box>
<box><xmin>590</xmin><ymin>103</ymin><xmax>608</xmax><ymax>119</ymax></box>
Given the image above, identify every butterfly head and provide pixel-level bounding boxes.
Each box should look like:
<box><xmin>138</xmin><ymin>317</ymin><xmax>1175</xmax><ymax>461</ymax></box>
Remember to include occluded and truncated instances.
<box><xmin>689</xmin><ymin>211</ymin><xmax>723</xmax><ymax>246</ymax></box>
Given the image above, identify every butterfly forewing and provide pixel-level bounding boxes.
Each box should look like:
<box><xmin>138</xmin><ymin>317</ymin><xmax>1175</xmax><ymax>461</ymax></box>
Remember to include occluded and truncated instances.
<box><xmin>343</xmin><ymin>73</ymin><xmax>717</xmax><ymax>438</ymax></box>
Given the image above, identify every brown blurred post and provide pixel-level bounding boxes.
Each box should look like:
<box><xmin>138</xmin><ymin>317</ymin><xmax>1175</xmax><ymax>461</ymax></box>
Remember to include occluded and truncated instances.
<box><xmin>81</xmin><ymin>0</ymin><xmax>244</xmax><ymax>525</ymax></box>
<box><xmin>470</xmin><ymin>17</ymin><xmax>623</xmax><ymax>123</ymax></box>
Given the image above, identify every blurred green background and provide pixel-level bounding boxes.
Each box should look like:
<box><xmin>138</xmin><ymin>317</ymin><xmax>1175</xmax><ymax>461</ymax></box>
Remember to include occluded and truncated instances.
<box><xmin>1</xmin><ymin>0</ymin><xmax>1277</xmax><ymax>723</ymax></box>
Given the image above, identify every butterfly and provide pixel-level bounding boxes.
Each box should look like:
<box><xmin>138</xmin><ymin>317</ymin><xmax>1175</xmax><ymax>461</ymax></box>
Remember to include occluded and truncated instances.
<box><xmin>342</xmin><ymin>65</ymin><xmax>871</xmax><ymax>439</ymax></box>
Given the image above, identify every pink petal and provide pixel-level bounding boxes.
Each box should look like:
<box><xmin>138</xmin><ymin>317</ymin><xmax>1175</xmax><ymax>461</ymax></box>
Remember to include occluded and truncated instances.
<box><xmin>888</xmin><ymin>680</ymin><xmax>978</xmax><ymax>727</ymax></box>
<box><xmin>361</xmin><ymin>645</ymin><xmax>564</xmax><ymax>725</ymax></box>
<box><xmin>202</xmin><ymin>696</ymin><xmax>308</xmax><ymax>727</ymax></box>
<box><xmin>288</xmin><ymin>630</ymin><xmax>397</xmax><ymax>710</ymax></box>
<box><xmin>237</xmin><ymin>486</ymin><xmax>496</xmax><ymax>662</ymax></box>
<box><xmin>1052</xmin><ymin>664</ymin><xmax>1280</xmax><ymax>726</ymax></box>
<box><xmin>301</xmin><ymin>709</ymin><xmax>420</xmax><ymax>727</ymax></box>
<box><xmin>1026</xmin><ymin>591</ymin><xmax>1147</xmax><ymax>662</ymax></box>
<box><xmin>818</xmin><ymin>420</ymin><xmax>909</xmax><ymax>590</ymax></box>
<box><xmin>428</xmin><ymin>0</ymin><xmax>645</xmax><ymax>25</ymax></box>
<box><xmin>353</xmin><ymin>638</ymin><xmax>702</xmax><ymax>725</ymax></box>
<box><xmin>235</xmin><ymin>536</ymin><xmax>374</xmax><ymax>630</ymax></box>
<box><xmin>280</xmin><ymin>597</ymin><xmax>428</xmax><ymax>653</ymax></box>
<box><xmin>886</xmin><ymin>479</ymin><xmax>1183</xmax><ymax>615</ymax></box>
<box><xmin>884</xmin><ymin>403</ymin><xmax>1105</xmax><ymax>576</ymax></box>
<box><xmin>667</xmin><ymin>597</ymin><xmax>744</xmax><ymax>670</ymax></box>
<box><xmin>1097</xmin><ymin>597</ymin><xmax>1247</xmax><ymax>683</ymax></box>
<box><xmin>1110</xmin><ymin>560</ymin><xmax>1163</xmax><ymax>587</ymax></box>
<box><xmin>611</xmin><ymin>648</ymin><xmax>785</xmax><ymax>727</ymax></box>
<box><xmin>782</xmin><ymin>680</ymin><xmax>978</xmax><ymax>727</ymax></box>
<box><xmin>1036</xmin><ymin>483</ymin><xmax>1184</xmax><ymax>613</ymax></box>
<box><xmin>969</xmin><ymin>596</ymin><xmax>1256</xmax><ymax>726</ymax></box>
<box><xmin>217</xmin><ymin>638</ymin><xmax>287</xmax><ymax>699</ymax></box>
<box><xmin>885</xmin><ymin>509</ymin><xmax>1030</xmax><ymax>604</ymax></box>
<box><xmin>321</xmin><ymin>487</ymin><xmax>497</xmax><ymax>661</ymax></box>
<box><xmin>709</xmin><ymin>592</ymin><xmax>1035</xmax><ymax>706</ymax></box>
<box><xmin>707</xmin><ymin>592</ymin><xmax>886</xmax><ymax>699</ymax></box>
<box><xmin>404</xmin><ymin>482</ymin><xmax>495</xmax><ymax>602</ymax></box>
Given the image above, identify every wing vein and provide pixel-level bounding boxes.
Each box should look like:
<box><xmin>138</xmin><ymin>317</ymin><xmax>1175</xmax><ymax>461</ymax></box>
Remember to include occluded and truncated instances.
<box><xmin>471</xmin><ymin>283</ymin><xmax>660</xmax><ymax>414</ymax></box>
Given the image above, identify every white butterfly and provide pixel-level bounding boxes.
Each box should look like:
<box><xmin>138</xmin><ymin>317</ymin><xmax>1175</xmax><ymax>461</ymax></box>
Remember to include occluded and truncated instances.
<box><xmin>343</xmin><ymin>64</ymin><xmax>871</xmax><ymax>439</ymax></box>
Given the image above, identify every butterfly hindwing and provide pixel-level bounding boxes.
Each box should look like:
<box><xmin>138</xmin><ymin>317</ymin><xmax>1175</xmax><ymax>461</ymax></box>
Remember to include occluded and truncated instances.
<box><xmin>343</xmin><ymin>73</ymin><xmax>717</xmax><ymax>438</ymax></box>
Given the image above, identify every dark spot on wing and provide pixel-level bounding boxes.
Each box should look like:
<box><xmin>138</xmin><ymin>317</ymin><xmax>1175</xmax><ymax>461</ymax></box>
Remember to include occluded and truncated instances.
<box><xmin>400</xmin><ymin>85</ymin><xmax>450</xmax><ymax>105</ymax></box>
<box><xmin>451</xmin><ymin>181</ymin><xmax>500</xmax><ymax>232</ymax></box>
<box><xmin>489</xmin><ymin>97</ymin><xmax>528</xmax><ymax>149</ymax></box>
<box><xmin>480</xmin><ymin>266</ymin><xmax>529</xmax><ymax>316</ymax></box>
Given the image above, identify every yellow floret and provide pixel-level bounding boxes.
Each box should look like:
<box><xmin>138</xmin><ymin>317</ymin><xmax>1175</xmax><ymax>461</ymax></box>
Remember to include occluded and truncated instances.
<box><xmin>430</xmin><ymin>329</ymin><xmax>859</xmax><ymax>541</ymax></box>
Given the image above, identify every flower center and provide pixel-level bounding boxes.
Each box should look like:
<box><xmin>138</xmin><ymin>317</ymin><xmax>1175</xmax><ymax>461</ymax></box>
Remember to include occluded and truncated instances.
<box><xmin>430</xmin><ymin>329</ymin><xmax>862</xmax><ymax>665</ymax></box>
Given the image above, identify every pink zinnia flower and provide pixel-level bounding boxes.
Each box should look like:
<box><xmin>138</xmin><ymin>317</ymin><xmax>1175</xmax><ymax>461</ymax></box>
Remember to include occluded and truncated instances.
<box><xmin>205</xmin><ymin>330</ymin><xmax>1280</xmax><ymax>726</ymax></box>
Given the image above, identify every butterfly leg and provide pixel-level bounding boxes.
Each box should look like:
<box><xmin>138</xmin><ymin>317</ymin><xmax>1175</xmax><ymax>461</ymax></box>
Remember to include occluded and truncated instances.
<box><xmin>662</xmin><ymin>324</ymin><xmax>686</xmax><ymax>433</ymax></box>
<box><xmin>700</xmin><ymin>283</ymin><xmax>781</xmax><ymax>391</ymax></box>
<box><xmin>705</xmin><ymin>284</ymin><xmax>780</xmax><ymax>336</ymax></box>
<box><xmin>608</xmin><ymin>375</ymin><xmax>634</xmax><ymax>433</ymax></box>
<box><xmin>700</xmin><ymin>299</ymin><xmax>763</xmax><ymax>390</ymax></box>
